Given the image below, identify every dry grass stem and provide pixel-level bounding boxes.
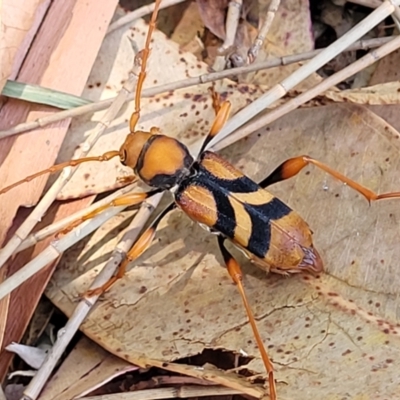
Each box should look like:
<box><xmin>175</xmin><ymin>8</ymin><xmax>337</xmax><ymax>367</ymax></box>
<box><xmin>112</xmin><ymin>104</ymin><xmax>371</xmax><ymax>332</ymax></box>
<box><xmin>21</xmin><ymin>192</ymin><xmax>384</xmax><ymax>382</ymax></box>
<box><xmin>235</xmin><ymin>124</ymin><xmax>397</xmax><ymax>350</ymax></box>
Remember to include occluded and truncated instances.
<box><xmin>80</xmin><ymin>386</ymin><xmax>242</xmax><ymax>400</ymax></box>
<box><xmin>15</xmin><ymin>183</ymin><xmax>137</xmax><ymax>254</ymax></box>
<box><xmin>248</xmin><ymin>0</ymin><xmax>281</xmax><ymax>63</ymax></box>
<box><xmin>0</xmin><ymin>35</ymin><xmax>394</xmax><ymax>141</ymax></box>
<box><xmin>392</xmin><ymin>5</ymin><xmax>400</xmax><ymax>26</ymax></box>
<box><xmin>107</xmin><ymin>0</ymin><xmax>187</xmax><ymax>35</ymax></box>
<box><xmin>0</xmin><ymin>45</ymin><xmax>146</xmax><ymax>270</ymax></box>
<box><xmin>22</xmin><ymin>193</ymin><xmax>164</xmax><ymax>400</ymax></box>
<box><xmin>208</xmin><ymin>0</ymin><xmax>400</xmax><ymax>149</ymax></box>
<box><xmin>0</xmin><ymin>204</ymin><xmax>127</xmax><ymax>301</ymax></box>
<box><xmin>212</xmin><ymin>0</ymin><xmax>242</xmax><ymax>71</ymax></box>
<box><xmin>214</xmin><ymin>34</ymin><xmax>400</xmax><ymax>151</ymax></box>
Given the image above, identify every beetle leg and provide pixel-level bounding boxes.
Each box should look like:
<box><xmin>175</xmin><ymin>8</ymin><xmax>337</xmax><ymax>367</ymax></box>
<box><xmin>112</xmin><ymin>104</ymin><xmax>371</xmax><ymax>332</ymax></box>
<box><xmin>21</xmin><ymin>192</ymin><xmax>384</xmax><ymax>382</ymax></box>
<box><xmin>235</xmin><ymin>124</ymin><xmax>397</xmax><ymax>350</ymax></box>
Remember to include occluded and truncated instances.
<box><xmin>259</xmin><ymin>155</ymin><xmax>400</xmax><ymax>202</ymax></box>
<box><xmin>116</xmin><ymin>175</ymin><xmax>137</xmax><ymax>185</ymax></box>
<box><xmin>199</xmin><ymin>98</ymin><xmax>232</xmax><ymax>154</ymax></box>
<box><xmin>58</xmin><ymin>188</ymin><xmax>162</xmax><ymax>236</ymax></box>
<box><xmin>85</xmin><ymin>202</ymin><xmax>176</xmax><ymax>297</ymax></box>
<box><xmin>217</xmin><ymin>235</ymin><xmax>277</xmax><ymax>400</ymax></box>
<box><xmin>209</xmin><ymin>86</ymin><xmax>222</xmax><ymax>114</ymax></box>
<box><xmin>0</xmin><ymin>151</ymin><xmax>121</xmax><ymax>195</ymax></box>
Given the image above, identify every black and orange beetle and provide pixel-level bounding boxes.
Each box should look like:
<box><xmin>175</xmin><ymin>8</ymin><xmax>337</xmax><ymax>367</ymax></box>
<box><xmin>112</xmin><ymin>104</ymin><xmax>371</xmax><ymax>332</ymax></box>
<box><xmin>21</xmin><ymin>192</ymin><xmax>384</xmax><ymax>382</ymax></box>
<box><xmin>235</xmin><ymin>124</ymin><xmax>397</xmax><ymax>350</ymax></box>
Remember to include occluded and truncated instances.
<box><xmin>2</xmin><ymin>2</ymin><xmax>400</xmax><ymax>399</ymax></box>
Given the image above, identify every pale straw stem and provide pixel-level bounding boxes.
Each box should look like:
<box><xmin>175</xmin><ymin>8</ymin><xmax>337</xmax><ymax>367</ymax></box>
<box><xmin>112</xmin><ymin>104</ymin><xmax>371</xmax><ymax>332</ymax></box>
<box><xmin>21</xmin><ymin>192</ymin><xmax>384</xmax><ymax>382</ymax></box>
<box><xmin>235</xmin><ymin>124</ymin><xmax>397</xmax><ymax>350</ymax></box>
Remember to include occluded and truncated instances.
<box><xmin>21</xmin><ymin>193</ymin><xmax>163</xmax><ymax>400</ymax></box>
<box><xmin>0</xmin><ymin>35</ymin><xmax>394</xmax><ymax>140</ymax></box>
<box><xmin>15</xmin><ymin>183</ymin><xmax>136</xmax><ymax>253</ymax></box>
<box><xmin>107</xmin><ymin>0</ymin><xmax>187</xmax><ymax>35</ymax></box>
<box><xmin>207</xmin><ymin>0</ymin><xmax>400</xmax><ymax>149</ymax></box>
<box><xmin>0</xmin><ymin>205</ymin><xmax>126</xmax><ymax>301</ymax></box>
<box><xmin>213</xmin><ymin>34</ymin><xmax>400</xmax><ymax>151</ymax></box>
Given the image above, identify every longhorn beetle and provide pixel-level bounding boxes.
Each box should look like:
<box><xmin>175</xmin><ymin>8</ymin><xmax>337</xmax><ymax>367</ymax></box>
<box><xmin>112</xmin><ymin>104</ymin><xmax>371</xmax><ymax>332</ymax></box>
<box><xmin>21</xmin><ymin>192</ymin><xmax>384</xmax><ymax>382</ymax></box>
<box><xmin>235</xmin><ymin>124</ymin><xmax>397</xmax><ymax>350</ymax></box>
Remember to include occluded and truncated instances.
<box><xmin>2</xmin><ymin>1</ymin><xmax>400</xmax><ymax>399</ymax></box>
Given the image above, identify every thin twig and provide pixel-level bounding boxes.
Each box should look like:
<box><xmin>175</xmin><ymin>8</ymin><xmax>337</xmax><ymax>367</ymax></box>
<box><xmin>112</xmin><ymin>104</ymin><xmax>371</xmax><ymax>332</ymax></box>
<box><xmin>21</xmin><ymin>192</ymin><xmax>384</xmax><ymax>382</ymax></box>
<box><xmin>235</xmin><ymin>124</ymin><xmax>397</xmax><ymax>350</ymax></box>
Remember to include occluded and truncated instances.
<box><xmin>0</xmin><ymin>204</ymin><xmax>127</xmax><ymax>300</ymax></box>
<box><xmin>0</xmin><ymin>34</ymin><xmax>395</xmax><ymax>141</ymax></box>
<box><xmin>21</xmin><ymin>193</ymin><xmax>163</xmax><ymax>400</ymax></box>
<box><xmin>212</xmin><ymin>0</ymin><xmax>242</xmax><ymax>71</ymax></box>
<box><xmin>207</xmin><ymin>0</ymin><xmax>400</xmax><ymax>149</ymax></box>
<box><xmin>248</xmin><ymin>0</ymin><xmax>281</xmax><ymax>63</ymax></box>
<box><xmin>213</xmin><ymin>34</ymin><xmax>400</xmax><ymax>151</ymax></box>
<box><xmin>0</xmin><ymin>36</ymin><xmax>146</xmax><ymax>269</ymax></box>
<box><xmin>15</xmin><ymin>183</ymin><xmax>137</xmax><ymax>253</ymax></box>
<box><xmin>107</xmin><ymin>0</ymin><xmax>187</xmax><ymax>35</ymax></box>
<box><xmin>392</xmin><ymin>5</ymin><xmax>400</xmax><ymax>29</ymax></box>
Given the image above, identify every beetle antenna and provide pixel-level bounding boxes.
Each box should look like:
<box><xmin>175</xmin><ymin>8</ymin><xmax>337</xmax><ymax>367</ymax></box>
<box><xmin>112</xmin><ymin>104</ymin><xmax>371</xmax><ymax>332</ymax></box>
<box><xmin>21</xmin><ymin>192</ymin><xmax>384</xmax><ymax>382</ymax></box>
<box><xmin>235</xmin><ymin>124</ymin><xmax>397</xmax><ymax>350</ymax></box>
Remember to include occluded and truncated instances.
<box><xmin>129</xmin><ymin>0</ymin><xmax>162</xmax><ymax>133</ymax></box>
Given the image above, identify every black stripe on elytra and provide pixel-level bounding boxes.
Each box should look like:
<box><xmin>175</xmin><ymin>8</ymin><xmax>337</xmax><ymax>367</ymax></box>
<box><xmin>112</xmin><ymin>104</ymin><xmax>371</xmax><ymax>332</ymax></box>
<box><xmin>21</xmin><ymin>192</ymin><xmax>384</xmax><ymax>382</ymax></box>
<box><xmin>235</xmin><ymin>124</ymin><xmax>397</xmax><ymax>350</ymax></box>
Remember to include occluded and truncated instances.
<box><xmin>177</xmin><ymin>164</ymin><xmax>237</xmax><ymax>239</ymax></box>
<box><xmin>198</xmin><ymin>163</ymin><xmax>260</xmax><ymax>193</ymax></box>
<box><xmin>210</xmin><ymin>180</ymin><xmax>236</xmax><ymax>239</ymax></box>
<box><xmin>177</xmin><ymin>158</ymin><xmax>291</xmax><ymax>252</ymax></box>
<box><xmin>244</xmin><ymin>197</ymin><xmax>292</xmax><ymax>258</ymax></box>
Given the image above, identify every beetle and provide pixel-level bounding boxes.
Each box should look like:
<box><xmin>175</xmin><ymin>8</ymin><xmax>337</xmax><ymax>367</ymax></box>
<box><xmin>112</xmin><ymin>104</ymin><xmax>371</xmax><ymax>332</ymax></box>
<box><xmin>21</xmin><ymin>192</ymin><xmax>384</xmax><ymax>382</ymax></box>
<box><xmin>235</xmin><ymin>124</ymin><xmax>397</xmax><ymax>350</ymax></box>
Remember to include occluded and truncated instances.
<box><xmin>2</xmin><ymin>2</ymin><xmax>400</xmax><ymax>399</ymax></box>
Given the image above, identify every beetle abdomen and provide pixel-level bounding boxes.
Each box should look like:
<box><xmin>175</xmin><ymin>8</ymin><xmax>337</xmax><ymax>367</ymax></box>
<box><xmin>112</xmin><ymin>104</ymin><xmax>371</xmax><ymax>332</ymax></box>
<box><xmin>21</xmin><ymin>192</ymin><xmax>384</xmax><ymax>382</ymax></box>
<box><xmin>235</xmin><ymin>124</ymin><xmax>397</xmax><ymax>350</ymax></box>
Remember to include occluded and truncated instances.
<box><xmin>175</xmin><ymin>151</ymin><xmax>323</xmax><ymax>274</ymax></box>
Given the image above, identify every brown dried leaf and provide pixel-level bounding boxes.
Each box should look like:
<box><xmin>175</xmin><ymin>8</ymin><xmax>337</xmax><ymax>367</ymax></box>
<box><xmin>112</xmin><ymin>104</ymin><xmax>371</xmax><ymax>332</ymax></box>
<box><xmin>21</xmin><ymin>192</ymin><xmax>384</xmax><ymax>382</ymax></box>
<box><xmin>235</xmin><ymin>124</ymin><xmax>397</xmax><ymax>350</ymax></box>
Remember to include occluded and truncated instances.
<box><xmin>196</xmin><ymin>0</ymin><xmax>229</xmax><ymax>40</ymax></box>
<box><xmin>171</xmin><ymin>2</ymin><xmax>204</xmax><ymax>53</ymax></box>
<box><xmin>325</xmin><ymin>81</ymin><xmax>400</xmax><ymax>105</ymax></box>
<box><xmin>40</xmin><ymin>336</ymin><xmax>135</xmax><ymax>400</ymax></box>
<box><xmin>0</xmin><ymin>0</ymin><xmax>43</xmax><ymax>92</ymax></box>
<box><xmin>367</xmin><ymin>49</ymin><xmax>400</xmax><ymax>133</ymax></box>
<box><xmin>48</xmin><ymin>103</ymin><xmax>400</xmax><ymax>398</ymax></box>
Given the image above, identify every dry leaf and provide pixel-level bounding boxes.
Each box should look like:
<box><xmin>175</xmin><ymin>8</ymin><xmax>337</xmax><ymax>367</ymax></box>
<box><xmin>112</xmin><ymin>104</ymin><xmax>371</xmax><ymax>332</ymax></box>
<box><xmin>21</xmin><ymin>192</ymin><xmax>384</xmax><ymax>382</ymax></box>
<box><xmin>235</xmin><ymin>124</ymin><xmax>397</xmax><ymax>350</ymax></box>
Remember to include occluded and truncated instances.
<box><xmin>171</xmin><ymin>1</ymin><xmax>205</xmax><ymax>50</ymax></box>
<box><xmin>325</xmin><ymin>81</ymin><xmax>400</xmax><ymax>105</ymax></box>
<box><xmin>196</xmin><ymin>0</ymin><xmax>229</xmax><ymax>40</ymax></box>
<box><xmin>47</xmin><ymin>103</ymin><xmax>400</xmax><ymax>399</ymax></box>
<box><xmin>40</xmin><ymin>337</ymin><xmax>135</xmax><ymax>400</ymax></box>
<box><xmin>367</xmin><ymin>49</ymin><xmax>400</xmax><ymax>133</ymax></box>
<box><xmin>0</xmin><ymin>0</ymin><xmax>44</xmax><ymax>92</ymax></box>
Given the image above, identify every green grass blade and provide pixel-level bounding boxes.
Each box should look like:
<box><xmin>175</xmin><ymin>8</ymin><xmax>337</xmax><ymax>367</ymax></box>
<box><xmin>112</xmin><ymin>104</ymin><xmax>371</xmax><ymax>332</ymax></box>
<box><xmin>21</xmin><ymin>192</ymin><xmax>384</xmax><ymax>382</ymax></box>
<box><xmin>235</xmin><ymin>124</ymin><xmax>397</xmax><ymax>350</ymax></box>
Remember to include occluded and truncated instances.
<box><xmin>2</xmin><ymin>80</ymin><xmax>92</xmax><ymax>109</ymax></box>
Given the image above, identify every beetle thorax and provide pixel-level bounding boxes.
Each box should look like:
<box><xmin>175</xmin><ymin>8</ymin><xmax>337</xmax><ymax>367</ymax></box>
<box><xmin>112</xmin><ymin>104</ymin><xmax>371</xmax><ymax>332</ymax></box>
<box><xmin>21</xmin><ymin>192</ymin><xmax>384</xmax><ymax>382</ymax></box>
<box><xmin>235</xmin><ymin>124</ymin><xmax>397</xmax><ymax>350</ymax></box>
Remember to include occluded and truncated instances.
<box><xmin>119</xmin><ymin>132</ymin><xmax>194</xmax><ymax>189</ymax></box>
